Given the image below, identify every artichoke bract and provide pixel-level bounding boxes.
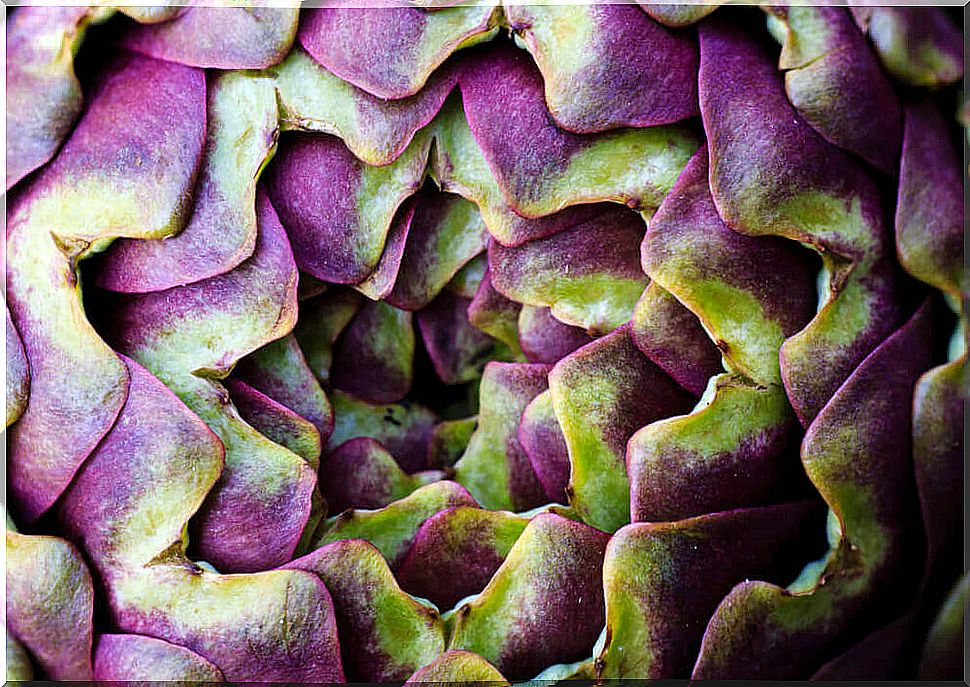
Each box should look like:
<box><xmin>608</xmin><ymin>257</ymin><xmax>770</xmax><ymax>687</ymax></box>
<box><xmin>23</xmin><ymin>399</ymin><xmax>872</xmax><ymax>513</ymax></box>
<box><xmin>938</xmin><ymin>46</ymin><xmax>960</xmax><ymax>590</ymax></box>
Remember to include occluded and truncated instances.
<box><xmin>4</xmin><ymin>2</ymin><xmax>965</xmax><ymax>682</ymax></box>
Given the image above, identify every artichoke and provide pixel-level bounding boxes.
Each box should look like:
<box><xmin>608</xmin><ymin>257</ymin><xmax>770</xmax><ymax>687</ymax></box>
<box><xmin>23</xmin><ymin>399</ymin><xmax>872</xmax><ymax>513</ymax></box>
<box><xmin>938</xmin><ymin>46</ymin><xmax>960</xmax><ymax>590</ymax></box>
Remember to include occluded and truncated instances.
<box><xmin>4</xmin><ymin>2</ymin><xmax>965</xmax><ymax>682</ymax></box>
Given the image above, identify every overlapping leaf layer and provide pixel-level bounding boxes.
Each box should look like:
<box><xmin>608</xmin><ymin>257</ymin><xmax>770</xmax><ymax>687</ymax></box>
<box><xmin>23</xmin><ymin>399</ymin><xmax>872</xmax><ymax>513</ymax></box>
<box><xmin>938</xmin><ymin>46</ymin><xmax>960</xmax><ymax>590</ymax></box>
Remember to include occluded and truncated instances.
<box><xmin>5</xmin><ymin>2</ymin><xmax>965</xmax><ymax>682</ymax></box>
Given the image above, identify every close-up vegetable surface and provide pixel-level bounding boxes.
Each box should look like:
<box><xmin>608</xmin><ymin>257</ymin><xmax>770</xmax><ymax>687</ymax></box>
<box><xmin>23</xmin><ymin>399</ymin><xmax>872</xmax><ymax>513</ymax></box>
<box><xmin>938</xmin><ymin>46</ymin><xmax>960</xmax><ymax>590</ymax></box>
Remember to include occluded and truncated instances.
<box><xmin>4</xmin><ymin>1</ymin><xmax>966</xmax><ymax>682</ymax></box>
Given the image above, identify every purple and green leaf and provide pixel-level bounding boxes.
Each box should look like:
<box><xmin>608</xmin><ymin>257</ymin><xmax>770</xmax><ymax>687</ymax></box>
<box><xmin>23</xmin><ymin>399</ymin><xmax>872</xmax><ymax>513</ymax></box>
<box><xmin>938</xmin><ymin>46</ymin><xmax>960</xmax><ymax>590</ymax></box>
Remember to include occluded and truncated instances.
<box><xmin>427</xmin><ymin>416</ymin><xmax>479</xmax><ymax>468</ymax></box>
<box><xmin>271</xmin><ymin>47</ymin><xmax>458</xmax><ymax>166</ymax></box>
<box><xmin>417</xmin><ymin>290</ymin><xmax>497</xmax><ymax>385</ymax></box>
<box><xmin>266</xmin><ymin>129</ymin><xmax>432</xmax><ymax>284</ymax></box>
<box><xmin>122</xmin><ymin>4</ymin><xmax>299</xmax><ymax>70</ymax></box>
<box><xmin>5</xmin><ymin>6</ymin><xmax>109</xmax><ymax>189</ymax></box>
<box><xmin>311</xmin><ymin>481</ymin><xmax>478</xmax><ymax>569</ymax></box>
<box><xmin>397</xmin><ymin>506</ymin><xmax>530</xmax><ymax>611</ymax></box>
<box><xmin>331</xmin><ymin>300</ymin><xmax>416</xmax><ymax>404</ymax></box>
<box><xmin>97</xmin><ymin>71</ymin><xmax>279</xmax><ymax>292</ymax></box>
<box><xmin>295</xmin><ymin>289</ymin><xmax>363</xmax><ymax>384</ymax></box>
<box><xmin>5</xmin><ymin>306</ymin><xmax>29</xmax><ymax>428</ymax></box>
<box><xmin>283</xmin><ymin>540</ymin><xmax>444</xmax><ymax>682</ymax></box>
<box><xmin>405</xmin><ymin>650</ymin><xmax>508</xmax><ymax>684</ymax></box>
<box><xmin>226</xmin><ymin>379</ymin><xmax>321</xmax><ymax>467</ymax></box>
<box><xmin>517</xmin><ymin>306</ymin><xmax>591</xmax><ymax>366</ymax></box>
<box><xmin>328</xmin><ymin>390</ymin><xmax>439</xmax><ymax>474</ymax></box>
<box><xmin>912</xmin><ymin>352</ymin><xmax>966</xmax><ymax>598</ymax></box>
<box><xmin>93</xmin><ymin>634</ymin><xmax>224</xmax><ymax>683</ymax></box>
<box><xmin>386</xmin><ymin>190</ymin><xmax>489</xmax><ymax>311</ymax></box>
<box><xmin>429</xmin><ymin>96</ymin><xmax>605</xmax><ymax>247</ymax></box>
<box><xmin>630</xmin><ymin>283</ymin><xmax>723</xmax><ymax>397</ymax></box>
<box><xmin>467</xmin><ymin>267</ymin><xmax>525</xmax><ymax>358</ymax></box>
<box><xmin>597</xmin><ymin>503</ymin><xmax>822</xmax><ymax>678</ymax></box>
<box><xmin>895</xmin><ymin>100</ymin><xmax>966</xmax><ymax>298</ymax></box>
<box><xmin>321</xmin><ymin>437</ymin><xmax>444</xmax><ymax>513</ymax></box>
<box><xmin>354</xmin><ymin>200</ymin><xmax>417</xmax><ymax>301</ymax></box>
<box><xmin>234</xmin><ymin>333</ymin><xmax>334</xmax><ymax>445</ymax></box>
<box><xmin>459</xmin><ymin>44</ymin><xmax>700</xmax><ymax>219</ymax></box>
<box><xmin>101</xmin><ymin>192</ymin><xmax>317</xmax><ymax>572</ymax></box>
<box><xmin>453</xmin><ymin>363</ymin><xmax>550</xmax><ymax>511</ymax></box>
<box><xmin>108</xmin><ymin>565</ymin><xmax>345</xmax><ymax>682</ymax></box>
<box><xmin>5</xmin><ymin>530</ymin><xmax>94</xmax><ymax>680</ymax></box>
<box><xmin>629</xmin><ymin>147</ymin><xmax>816</xmax><ymax>520</ymax></box>
<box><xmin>767</xmin><ymin>6</ymin><xmax>902</xmax><ymax>173</ymax></box>
<box><xmin>505</xmin><ymin>4</ymin><xmax>698</xmax><ymax>132</ymax></box>
<box><xmin>860</xmin><ymin>7</ymin><xmax>963</xmax><ymax>88</ymax></box>
<box><xmin>699</xmin><ymin>18</ymin><xmax>900</xmax><ymax>425</ymax></box>
<box><xmin>548</xmin><ymin>325</ymin><xmax>694</xmax><ymax>532</ymax></box>
<box><xmin>55</xmin><ymin>359</ymin><xmax>342</xmax><ymax>682</ymax></box>
<box><xmin>691</xmin><ymin>303</ymin><xmax>933</xmax><ymax>679</ymax></box>
<box><xmin>5</xmin><ymin>53</ymin><xmax>205</xmax><ymax>523</ymax></box>
<box><xmin>518</xmin><ymin>390</ymin><xmax>570</xmax><ymax>505</ymax></box>
<box><xmin>489</xmin><ymin>206</ymin><xmax>649</xmax><ymax>335</ymax></box>
<box><xmin>59</xmin><ymin>356</ymin><xmax>223</xmax><ymax>572</ymax></box>
<box><xmin>299</xmin><ymin>4</ymin><xmax>499</xmax><ymax>100</ymax></box>
<box><xmin>447</xmin><ymin>513</ymin><xmax>610</xmax><ymax>680</ymax></box>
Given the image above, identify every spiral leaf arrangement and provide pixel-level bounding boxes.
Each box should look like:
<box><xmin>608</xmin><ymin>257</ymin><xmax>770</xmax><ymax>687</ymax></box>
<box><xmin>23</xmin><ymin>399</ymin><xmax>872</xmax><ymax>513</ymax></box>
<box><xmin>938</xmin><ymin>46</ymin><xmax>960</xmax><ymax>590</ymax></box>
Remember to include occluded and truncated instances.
<box><xmin>5</xmin><ymin>2</ymin><xmax>966</xmax><ymax>682</ymax></box>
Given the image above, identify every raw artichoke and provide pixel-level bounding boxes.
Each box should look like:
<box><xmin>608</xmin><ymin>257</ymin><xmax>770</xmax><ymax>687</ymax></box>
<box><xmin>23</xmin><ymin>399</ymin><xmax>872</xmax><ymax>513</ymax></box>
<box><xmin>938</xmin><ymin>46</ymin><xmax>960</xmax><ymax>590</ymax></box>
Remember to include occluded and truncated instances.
<box><xmin>5</xmin><ymin>2</ymin><xmax>965</xmax><ymax>682</ymax></box>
